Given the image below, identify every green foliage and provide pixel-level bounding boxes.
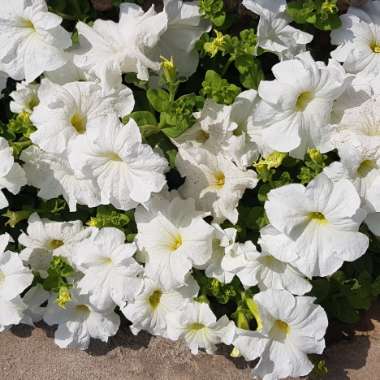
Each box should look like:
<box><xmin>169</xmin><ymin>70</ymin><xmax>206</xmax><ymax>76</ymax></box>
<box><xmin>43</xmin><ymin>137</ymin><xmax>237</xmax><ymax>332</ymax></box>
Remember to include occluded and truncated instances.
<box><xmin>235</xmin><ymin>54</ymin><xmax>264</xmax><ymax>90</ymax></box>
<box><xmin>287</xmin><ymin>0</ymin><xmax>342</xmax><ymax>31</ymax></box>
<box><xmin>310</xmin><ymin>359</ymin><xmax>329</xmax><ymax>378</ymax></box>
<box><xmin>147</xmin><ymin>89</ymin><xmax>204</xmax><ymax>139</ymax></box>
<box><xmin>160</xmin><ymin>94</ymin><xmax>204</xmax><ymax>138</ymax></box>
<box><xmin>128</xmin><ymin>111</ymin><xmax>160</xmax><ymax>138</ymax></box>
<box><xmin>193</xmin><ymin>270</ymin><xmax>242</xmax><ymax>305</ymax></box>
<box><xmin>201</xmin><ymin>70</ymin><xmax>241</xmax><ymax>105</ymax></box>
<box><xmin>199</xmin><ymin>0</ymin><xmax>226</xmax><ymax>27</ymax></box>
<box><xmin>40</xmin><ymin>256</ymin><xmax>75</xmax><ymax>292</ymax></box>
<box><xmin>202</xmin><ymin>29</ymin><xmax>264</xmax><ymax>90</ymax></box>
<box><xmin>144</xmin><ymin>58</ymin><xmax>205</xmax><ymax>139</ymax></box>
<box><xmin>298</xmin><ymin>149</ymin><xmax>328</xmax><ymax>184</ymax></box>
<box><xmin>147</xmin><ymin>88</ymin><xmax>170</xmax><ymax>113</ymax></box>
<box><xmin>87</xmin><ymin>205</ymin><xmax>132</xmax><ymax>232</ymax></box>
<box><xmin>0</xmin><ymin>113</ymin><xmax>36</xmax><ymax>158</ymax></box>
<box><xmin>312</xmin><ymin>268</ymin><xmax>380</xmax><ymax>324</ymax></box>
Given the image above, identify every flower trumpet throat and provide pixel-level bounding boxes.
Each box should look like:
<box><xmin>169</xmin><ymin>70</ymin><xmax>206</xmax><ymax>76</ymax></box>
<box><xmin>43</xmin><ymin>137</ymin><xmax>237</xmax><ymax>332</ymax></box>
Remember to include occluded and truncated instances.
<box><xmin>169</xmin><ymin>234</ymin><xmax>183</xmax><ymax>251</ymax></box>
<box><xmin>148</xmin><ymin>289</ymin><xmax>162</xmax><ymax>310</ymax></box>
<box><xmin>295</xmin><ymin>91</ymin><xmax>313</xmax><ymax>112</ymax></box>
<box><xmin>308</xmin><ymin>211</ymin><xmax>328</xmax><ymax>224</ymax></box>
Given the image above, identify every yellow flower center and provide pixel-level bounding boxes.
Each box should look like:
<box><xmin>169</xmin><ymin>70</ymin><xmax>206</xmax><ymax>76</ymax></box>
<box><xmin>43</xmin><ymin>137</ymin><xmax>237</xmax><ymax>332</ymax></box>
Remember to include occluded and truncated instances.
<box><xmin>295</xmin><ymin>91</ymin><xmax>313</xmax><ymax>112</ymax></box>
<box><xmin>371</xmin><ymin>42</ymin><xmax>380</xmax><ymax>53</ymax></box>
<box><xmin>70</xmin><ymin>113</ymin><xmax>87</xmax><ymax>134</ymax></box>
<box><xmin>213</xmin><ymin>171</ymin><xmax>225</xmax><ymax>189</ymax></box>
<box><xmin>357</xmin><ymin>159</ymin><xmax>377</xmax><ymax>177</ymax></box>
<box><xmin>196</xmin><ymin>130</ymin><xmax>210</xmax><ymax>143</ymax></box>
<box><xmin>274</xmin><ymin>319</ymin><xmax>290</xmax><ymax>335</ymax></box>
<box><xmin>75</xmin><ymin>304</ymin><xmax>90</xmax><ymax>315</ymax></box>
<box><xmin>309</xmin><ymin>211</ymin><xmax>328</xmax><ymax>224</ymax></box>
<box><xmin>169</xmin><ymin>234</ymin><xmax>183</xmax><ymax>252</ymax></box>
<box><xmin>56</xmin><ymin>287</ymin><xmax>71</xmax><ymax>309</ymax></box>
<box><xmin>0</xmin><ymin>271</ymin><xmax>5</xmax><ymax>285</ymax></box>
<box><xmin>103</xmin><ymin>152</ymin><xmax>122</xmax><ymax>161</ymax></box>
<box><xmin>188</xmin><ymin>322</ymin><xmax>205</xmax><ymax>331</ymax></box>
<box><xmin>21</xmin><ymin>18</ymin><xmax>35</xmax><ymax>31</ymax></box>
<box><xmin>262</xmin><ymin>255</ymin><xmax>277</xmax><ymax>267</ymax></box>
<box><xmin>28</xmin><ymin>96</ymin><xmax>39</xmax><ymax>111</ymax></box>
<box><xmin>100</xmin><ymin>257</ymin><xmax>113</xmax><ymax>265</ymax></box>
<box><xmin>148</xmin><ymin>289</ymin><xmax>162</xmax><ymax>310</ymax></box>
<box><xmin>48</xmin><ymin>239</ymin><xmax>64</xmax><ymax>250</ymax></box>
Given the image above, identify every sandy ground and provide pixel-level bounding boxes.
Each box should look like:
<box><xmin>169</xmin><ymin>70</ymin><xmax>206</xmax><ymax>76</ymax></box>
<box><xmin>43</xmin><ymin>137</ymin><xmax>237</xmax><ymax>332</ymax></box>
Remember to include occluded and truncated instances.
<box><xmin>0</xmin><ymin>302</ymin><xmax>379</xmax><ymax>380</ymax></box>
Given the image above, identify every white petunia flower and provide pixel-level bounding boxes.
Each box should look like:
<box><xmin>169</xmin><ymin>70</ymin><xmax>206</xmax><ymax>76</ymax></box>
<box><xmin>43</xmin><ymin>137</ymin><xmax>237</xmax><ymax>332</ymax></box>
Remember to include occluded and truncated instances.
<box><xmin>331</xmin><ymin>74</ymin><xmax>372</xmax><ymax>123</ymax></box>
<box><xmin>20</xmin><ymin>145</ymin><xmax>100</xmax><ymax>211</ymax></box>
<box><xmin>0</xmin><ymin>0</ymin><xmax>72</xmax><ymax>82</ymax></box>
<box><xmin>328</xmin><ymin>96</ymin><xmax>380</xmax><ymax>151</ymax></box>
<box><xmin>75</xmin><ymin>5</ymin><xmax>166</xmax><ymax>92</ymax></box>
<box><xmin>204</xmin><ymin>224</ymin><xmax>237</xmax><ymax>283</ymax></box>
<box><xmin>121</xmin><ymin>275</ymin><xmax>199</xmax><ymax>337</ymax></box>
<box><xmin>72</xmin><ymin>228</ymin><xmax>143</xmax><ymax>310</ymax></box>
<box><xmin>19</xmin><ymin>213</ymin><xmax>93</xmax><ymax>275</ymax></box>
<box><xmin>10</xmin><ymin>81</ymin><xmax>40</xmax><ymax>114</ymax></box>
<box><xmin>221</xmin><ymin>239</ymin><xmax>311</xmax><ymax>295</ymax></box>
<box><xmin>43</xmin><ymin>289</ymin><xmax>120</xmax><ymax>350</ymax></box>
<box><xmin>0</xmin><ymin>296</ymin><xmax>28</xmax><ymax>332</ymax></box>
<box><xmin>75</xmin><ymin>1</ymin><xmax>209</xmax><ymax>92</ymax></box>
<box><xmin>243</xmin><ymin>0</ymin><xmax>313</xmax><ymax>59</ymax></box>
<box><xmin>174</xmin><ymin>91</ymin><xmax>259</xmax><ymax>170</ymax></box>
<box><xmin>251</xmin><ymin>52</ymin><xmax>348</xmax><ymax>158</ymax></box>
<box><xmin>0</xmin><ymin>137</ymin><xmax>27</xmax><ymax>209</ymax></box>
<box><xmin>234</xmin><ymin>289</ymin><xmax>328</xmax><ymax>380</ymax></box>
<box><xmin>135</xmin><ymin>194</ymin><xmax>214</xmax><ymax>289</ymax></box>
<box><xmin>21</xmin><ymin>284</ymin><xmax>49</xmax><ymax>326</ymax></box>
<box><xmin>332</xmin><ymin>144</ymin><xmax>380</xmax><ymax>212</ymax></box>
<box><xmin>176</xmin><ymin>144</ymin><xmax>258</xmax><ymax>224</ymax></box>
<box><xmin>331</xmin><ymin>1</ymin><xmax>380</xmax><ymax>76</ymax></box>
<box><xmin>69</xmin><ymin>118</ymin><xmax>168</xmax><ymax>211</ymax></box>
<box><xmin>264</xmin><ymin>173</ymin><xmax>369</xmax><ymax>277</ymax></box>
<box><xmin>166</xmin><ymin>301</ymin><xmax>235</xmax><ymax>354</ymax></box>
<box><xmin>323</xmin><ymin>146</ymin><xmax>380</xmax><ymax>238</ymax></box>
<box><xmin>0</xmin><ymin>233</ymin><xmax>33</xmax><ymax>331</ymax></box>
<box><xmin>45</xmin><ymin>49</ymin><xmax>88</xmax><ymax>85</ymax></box>
<box><xmin>0</xmin><ymin>234</ymin><xmax>34</xmax><ymax>300</ymax></box>
<box><xmin>154</xmin><ymin>0</ymin><xmax>211</xmax><ymax>78</ymax></box>
<box><xmin>30</xmin><ymin>79</ymin><xmax>134</xmax><ymax>154</ymax></box>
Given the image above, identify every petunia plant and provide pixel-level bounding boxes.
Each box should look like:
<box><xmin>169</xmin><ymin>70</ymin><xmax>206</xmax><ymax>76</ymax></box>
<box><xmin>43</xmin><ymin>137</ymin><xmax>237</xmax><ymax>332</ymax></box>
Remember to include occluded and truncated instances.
<box><xmin>0</xmin><ymin>1</ymin><xmax>379</xmax><ymax>380</ymax></box>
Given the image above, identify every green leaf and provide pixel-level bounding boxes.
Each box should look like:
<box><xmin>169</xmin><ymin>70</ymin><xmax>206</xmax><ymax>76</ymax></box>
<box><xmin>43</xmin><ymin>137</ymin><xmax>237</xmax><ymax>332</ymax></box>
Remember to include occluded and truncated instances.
<box><xmin>287</xmin><ymin>0</ymin><xmax>341</xmax><ymax>31</ymax></box>
<box><xmin>88</xmin><ymin>205</ymin><xmax>132</xmax><ymax>231</ymax></box>
<box><xmin>199</xmin><ymin>0</ymin><xmax>226</xmax><ymax>27</ymax></box>
<box><xmin>371</xmin><ymin>276</ymin><xmax>380</xmax><ymax>297</ymax></box>
<box><xmin>146</xmin><ymin>88</ymin><xmax>170</xmax><ymax>112</ymax></box>
<box><xmin>201</xmin><ymin>70</ymin><xmax>240</xmax><ymax>105</ymax></box>
<box><xmin>159</xmin><ymin>94</ymin><xmax>204</xmax><ymax>138</ymax></box>
<box><xmin>129</xmin><ymin>111</ymin><xmax>157</xmax><ymax>126</ymax></box>
<box><xmin>128</xmin><ymin>111</ymin><xmax>160</xmax><ymax>138</ymax></box>
<box><xmin>235</xmin><ymin>55</ymin><xmax>264</xmax><ymax>89</ymax></box>
<box><xmin>42</xmin><ymin>256</ymin><xmax>75</xmax><ymax>292</ymax></box>
<box><xmin>314</xmin><ymin>13</ymin><xmax>342</xmax><ymax>31</ymax></box>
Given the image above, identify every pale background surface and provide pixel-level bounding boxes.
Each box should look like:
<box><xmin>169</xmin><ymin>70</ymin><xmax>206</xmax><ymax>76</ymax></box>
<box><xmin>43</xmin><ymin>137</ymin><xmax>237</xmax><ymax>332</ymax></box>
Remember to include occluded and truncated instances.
<box><xmin>0</xmin><ymin>302</ymin><xmax>378</xmax><ymax>380</ymax></box>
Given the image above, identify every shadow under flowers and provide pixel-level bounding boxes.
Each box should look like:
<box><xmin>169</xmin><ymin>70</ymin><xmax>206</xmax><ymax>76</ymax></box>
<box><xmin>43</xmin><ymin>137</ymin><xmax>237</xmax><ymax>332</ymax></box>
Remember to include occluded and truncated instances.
<box><xmin>322</xmin><ymin>300</ymin><xmax>380</xmax><ymax>380</ymax></box>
